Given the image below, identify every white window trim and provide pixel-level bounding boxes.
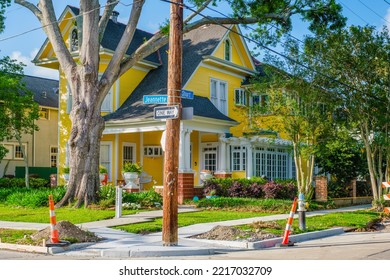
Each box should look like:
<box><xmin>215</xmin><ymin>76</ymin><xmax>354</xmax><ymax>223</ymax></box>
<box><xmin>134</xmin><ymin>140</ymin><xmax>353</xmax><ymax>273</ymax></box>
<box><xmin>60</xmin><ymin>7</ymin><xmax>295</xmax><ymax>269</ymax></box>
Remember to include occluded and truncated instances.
<box><xmin>50</xmin><ymin>146</ymin><xmax>58</xmax><ymax>167</ymax></box>
<box><xmin>14</xmin><ymin>143</ymin><xmax>27</xmax><ymax>160</ymax></box>
<box><xmin>224</xmin><ymin>38</ymin><xmax>232</xmax><ymax>61</ymax></box>
<box><xmin>234</xmin><ymin>88</ymin><xmax>246</xmax><ymax>106</ymax></box>
<box><xmin>100</xmin><ymin>141</ymin><xmax>113</xmax><ymax>180</ymax></box>
<box><xmin>210</xmin><ymin>78</ymin><xmax>228</xmax><ymax>115</ymax></box>
<box><xmin>99</xmin><ymin>73</ymin><xmax>113</xmax><ymax>113</ymax></box>
<box><xmin>230</xmin><ymin>145</ymin><xmax>246</xmax><ymax>171</ymax></box>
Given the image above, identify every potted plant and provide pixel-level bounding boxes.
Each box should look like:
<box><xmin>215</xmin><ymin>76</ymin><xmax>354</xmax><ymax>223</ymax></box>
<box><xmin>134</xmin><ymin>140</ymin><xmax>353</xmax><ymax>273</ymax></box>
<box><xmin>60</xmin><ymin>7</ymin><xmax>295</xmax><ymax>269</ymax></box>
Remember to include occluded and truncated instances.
<box><xmin>62</xmin><ymin>166</ymin><xmax>70</xmax><ymax>182</ymax></box>
<box><xmin>205</xmin><ymin>189</ymin><xmax>217</xmax><ymax>199</ymax></box>
<box><xmin>122</xmin><ymin>162</ymin><xmax>142</xmax><ymax>190</ymax></box>
<box><xmin>99</xmin><ymin>165</ymin><xmax>108</xmax><ymax>184</ymax></box>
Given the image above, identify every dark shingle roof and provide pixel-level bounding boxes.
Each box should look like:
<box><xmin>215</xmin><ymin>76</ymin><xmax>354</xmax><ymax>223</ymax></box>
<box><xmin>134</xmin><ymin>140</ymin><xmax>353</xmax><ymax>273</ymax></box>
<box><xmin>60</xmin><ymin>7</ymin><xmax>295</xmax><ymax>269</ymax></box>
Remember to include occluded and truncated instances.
<box><xmin>68</xmin><ymin>6</ymin><xmax>160</xmax><ymax>64</ymax></box>
<box><xmin>21</xmin><ymin>75</ymin><xmax>59</xmax><ymax>108</ymax></box>
<box><xmin>105</xmin><ymin>24</ymin><xmax>236</xmax><ymax>123</ymax></box>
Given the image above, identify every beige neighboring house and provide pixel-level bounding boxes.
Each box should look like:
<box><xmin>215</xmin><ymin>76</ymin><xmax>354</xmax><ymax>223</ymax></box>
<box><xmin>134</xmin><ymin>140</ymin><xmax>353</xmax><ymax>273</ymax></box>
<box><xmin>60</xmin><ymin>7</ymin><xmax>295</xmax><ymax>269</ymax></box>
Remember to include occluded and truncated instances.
<box><xmin>0</xmin><ymin>75</ymin><xmax>59</xmax><ymax>177</ymax></box>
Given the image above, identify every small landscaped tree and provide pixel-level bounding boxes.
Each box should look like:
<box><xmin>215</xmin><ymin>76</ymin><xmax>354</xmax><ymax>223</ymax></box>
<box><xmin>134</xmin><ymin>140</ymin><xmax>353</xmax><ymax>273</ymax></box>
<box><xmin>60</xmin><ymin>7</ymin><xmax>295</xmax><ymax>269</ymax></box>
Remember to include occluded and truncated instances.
<box><xmin>250</xmin><ymin>47</ymin><xmax>336</xmax><ymax>198</ymax></box>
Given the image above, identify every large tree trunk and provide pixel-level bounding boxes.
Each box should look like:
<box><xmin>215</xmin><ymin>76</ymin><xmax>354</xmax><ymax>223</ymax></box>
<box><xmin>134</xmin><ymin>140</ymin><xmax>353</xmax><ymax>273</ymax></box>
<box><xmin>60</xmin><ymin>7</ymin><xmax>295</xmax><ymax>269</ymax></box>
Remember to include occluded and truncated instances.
<box><xmin>56</xmin><ymin>77</ymin><xmax>105</xmax><ymax>207</ymax></box>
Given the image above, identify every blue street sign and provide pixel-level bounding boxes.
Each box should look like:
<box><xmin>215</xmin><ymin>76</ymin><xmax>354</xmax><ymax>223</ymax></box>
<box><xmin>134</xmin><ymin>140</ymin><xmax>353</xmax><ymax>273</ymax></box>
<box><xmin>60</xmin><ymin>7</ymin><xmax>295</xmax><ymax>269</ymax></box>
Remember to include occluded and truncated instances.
<box><xmin>143</xmin><ymin>95</ymin><xmax>168</xmax><ymax>104</ymax></box>
<box><xmin>181</xmin><ymin>89</ymin><xmax>194</xmax><ymax>99</ymax></box>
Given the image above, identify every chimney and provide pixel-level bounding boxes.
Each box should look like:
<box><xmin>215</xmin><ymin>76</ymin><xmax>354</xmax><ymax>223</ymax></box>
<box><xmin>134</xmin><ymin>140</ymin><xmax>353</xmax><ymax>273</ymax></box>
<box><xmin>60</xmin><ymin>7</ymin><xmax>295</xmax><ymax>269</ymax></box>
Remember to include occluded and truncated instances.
<box><xmin>110</xmin><ymin>11</ymin><xmax>119</xmax><ymax>23</ymax></box>
<box><xmin>42</xmin><ymin>91</ymin><xmax>47</xmax><ymax>98</ymax></box>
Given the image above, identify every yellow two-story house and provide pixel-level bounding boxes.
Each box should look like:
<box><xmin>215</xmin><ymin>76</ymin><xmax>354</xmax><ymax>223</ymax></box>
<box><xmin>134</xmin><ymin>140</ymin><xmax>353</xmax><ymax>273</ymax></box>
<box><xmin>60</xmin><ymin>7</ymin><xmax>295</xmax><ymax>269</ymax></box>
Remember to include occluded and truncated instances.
<box><xmin>33</xmin><ymin>6</ymin><xmax>295</xmax><ymax>202</ymax></box>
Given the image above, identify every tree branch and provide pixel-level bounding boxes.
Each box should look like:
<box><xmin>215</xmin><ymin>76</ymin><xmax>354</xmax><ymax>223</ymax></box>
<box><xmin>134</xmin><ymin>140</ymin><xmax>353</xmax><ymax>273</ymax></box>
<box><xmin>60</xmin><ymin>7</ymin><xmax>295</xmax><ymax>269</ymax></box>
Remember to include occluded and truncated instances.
<box><xmin>98</xmin><ymin>0</ymin><xmax>119</xmax><ymax>42</ymax></box>
<box><xmin>100</xmin><ymin>0</ymin><xmax>145</xmax><ymax>89</ymax></box>
<box><xmin>15</xmin><ymin>0</ymin><xmax>76</xmax><ymax>77</ymax></box>
<box><xmin>183</xmin><ymin>0</ymin><xmax>213</xmax><ymax>25</ymax></box>
<box><xmin>15</xmin><ymin>0</ymin><xmax>42</xmax><ymax>20</ymax></box>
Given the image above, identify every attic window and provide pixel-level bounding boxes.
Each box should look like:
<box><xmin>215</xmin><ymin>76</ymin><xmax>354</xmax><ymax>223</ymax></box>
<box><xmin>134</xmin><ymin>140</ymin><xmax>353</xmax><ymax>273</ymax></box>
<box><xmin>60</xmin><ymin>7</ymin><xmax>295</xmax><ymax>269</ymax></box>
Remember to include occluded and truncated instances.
<box><xmin>70</xmin><ymin>28</ymin><xmax>78</xmax><ymax>52</ymax></box>
<box><xmin>224</xmin><ymin>39</ymin><xmax>231</xmax><ymax>61</ymax></box>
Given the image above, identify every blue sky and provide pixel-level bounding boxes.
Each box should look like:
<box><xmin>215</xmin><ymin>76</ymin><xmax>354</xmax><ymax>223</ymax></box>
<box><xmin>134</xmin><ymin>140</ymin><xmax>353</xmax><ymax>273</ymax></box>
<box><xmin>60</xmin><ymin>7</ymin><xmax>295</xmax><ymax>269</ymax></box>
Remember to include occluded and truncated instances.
<box><xmin>0</xmin><ymin>0</ymin><xmax>389</xmax><ymax>80</ymax></box>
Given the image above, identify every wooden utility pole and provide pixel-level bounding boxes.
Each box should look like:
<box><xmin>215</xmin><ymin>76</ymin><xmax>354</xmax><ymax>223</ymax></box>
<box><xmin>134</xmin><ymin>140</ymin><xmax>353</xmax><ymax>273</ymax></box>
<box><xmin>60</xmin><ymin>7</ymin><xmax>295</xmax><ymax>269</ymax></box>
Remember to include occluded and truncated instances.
<box><xmin>162</xmin><ymin>0</ymin><xmax>183</xmax><ymax>246</ymax></box>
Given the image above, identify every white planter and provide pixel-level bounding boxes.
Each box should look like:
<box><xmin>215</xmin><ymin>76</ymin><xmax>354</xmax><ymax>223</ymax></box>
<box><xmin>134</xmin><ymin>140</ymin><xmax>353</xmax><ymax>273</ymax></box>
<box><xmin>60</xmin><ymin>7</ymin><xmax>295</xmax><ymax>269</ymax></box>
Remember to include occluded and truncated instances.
<box><xmin>200</xmin><ymin>172</ymin><xmax>213</xmax><ymax>181</ymax></box>
<box><xmin>99</xmin><ymin>174</ymin><xmax>105</xmax><ymax>181</ymax></box>
<box><xmin>123</xmin><ymin>172</ymin><xmax>140</xmax><ymax>190</ymax></box>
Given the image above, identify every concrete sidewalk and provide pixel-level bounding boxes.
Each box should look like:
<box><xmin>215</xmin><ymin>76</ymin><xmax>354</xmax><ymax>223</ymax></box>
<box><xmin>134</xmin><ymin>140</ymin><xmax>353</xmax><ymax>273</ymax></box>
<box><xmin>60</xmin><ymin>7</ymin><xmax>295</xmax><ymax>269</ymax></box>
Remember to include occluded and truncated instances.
<box><xmin>0</xmin><ymin>204</ymin><xmax>372</xmax><ymax>258</ymax></box>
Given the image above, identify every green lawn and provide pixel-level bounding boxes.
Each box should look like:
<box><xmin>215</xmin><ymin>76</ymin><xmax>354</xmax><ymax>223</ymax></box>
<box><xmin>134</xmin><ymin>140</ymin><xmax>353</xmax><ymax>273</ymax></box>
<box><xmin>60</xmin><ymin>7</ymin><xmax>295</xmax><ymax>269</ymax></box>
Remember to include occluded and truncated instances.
<box><xmin>115</xmin><ymin>210</ymin><xmax>382</xmax><ymax>235</ymax></box>
<box><xmin>0</xmin><ymin>205</ymin><xmax>139</xmax><ymax>224</ymax></box>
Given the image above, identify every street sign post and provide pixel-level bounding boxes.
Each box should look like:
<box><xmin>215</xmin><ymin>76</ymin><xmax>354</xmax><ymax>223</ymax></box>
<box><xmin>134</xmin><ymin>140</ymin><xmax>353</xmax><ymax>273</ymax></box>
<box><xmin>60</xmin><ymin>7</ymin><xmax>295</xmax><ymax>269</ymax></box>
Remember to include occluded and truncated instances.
<box><xmin>143</xmin><ymin>95</ymin><xmax>168</xmax><ymax>104</ymax></box>
<box><xmin>154</xmin><ymin>105</ymin><xmax>179</xmax><ymax>120</ymax></box>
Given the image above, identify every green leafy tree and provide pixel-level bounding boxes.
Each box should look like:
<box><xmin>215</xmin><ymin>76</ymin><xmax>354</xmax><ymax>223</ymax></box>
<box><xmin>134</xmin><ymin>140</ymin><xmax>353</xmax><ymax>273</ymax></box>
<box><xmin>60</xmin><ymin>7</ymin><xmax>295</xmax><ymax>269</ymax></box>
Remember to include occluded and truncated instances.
<box><xmin>0</xmin><ymin>56</ymin><xmax>40</xmax><ymax>186</ymax></box>
<box><xmin>0</xmin><ymin>0</ymin><xmax>11</xmax><ymax>33</ymax></box>
<box><xmin>304</xmin><ymin>26</ymin><xmax>389</xmax><ymax>208</ymax></box>
<box><xmin>314</xmin><ymin>127</ymin><xmax>367</xmax><ymax>185</ymax></box>
<box><xmin>250</xmin><ymin>39</ymin><xmax>336</xmax><ymax>198</ymax></box>
<box><xmin>15</xmin><ymin>0</ymin><xmax>345</xmax><ymax>207</ymax></box>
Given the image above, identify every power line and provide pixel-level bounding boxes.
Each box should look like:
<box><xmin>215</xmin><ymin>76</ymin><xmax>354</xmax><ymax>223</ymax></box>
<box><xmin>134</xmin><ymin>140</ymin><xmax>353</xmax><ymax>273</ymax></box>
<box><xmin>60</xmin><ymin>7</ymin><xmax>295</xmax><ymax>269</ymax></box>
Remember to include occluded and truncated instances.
<box><xmin>161</xmin><ymin>0</ymin><xmax>386</xmax><ymax>98</ymax></box>
<box><xmin>339</xmin><ymin>0</ymin><xmax>370</xmax><ymax>25</ymax></box>
<box><xmin>358</xmin><ymin>0</ymin><xmax>390</xmax><ymax>24</ymax></box>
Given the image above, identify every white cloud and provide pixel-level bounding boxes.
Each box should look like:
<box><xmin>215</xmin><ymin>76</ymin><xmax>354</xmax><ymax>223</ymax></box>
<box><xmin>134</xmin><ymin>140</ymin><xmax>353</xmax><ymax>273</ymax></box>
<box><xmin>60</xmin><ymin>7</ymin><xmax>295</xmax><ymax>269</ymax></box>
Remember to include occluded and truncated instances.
<box><xmin>10</xmin><ymin>49</ymin><xmax>58</xmax><ymax>80</ymax></box>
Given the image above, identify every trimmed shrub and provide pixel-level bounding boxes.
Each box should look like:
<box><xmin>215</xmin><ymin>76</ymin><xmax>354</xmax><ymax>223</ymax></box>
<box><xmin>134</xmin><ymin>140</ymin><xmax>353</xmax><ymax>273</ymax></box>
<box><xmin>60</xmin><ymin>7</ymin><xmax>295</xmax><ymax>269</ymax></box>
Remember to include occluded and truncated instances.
<box><xmin>122</xmin><ymin>190</ymin><xmax>163</xmax><ymax>208</ymax></box>
<box><xmin>0</xmin><ymin>178</ymin><xmax>49</xmax><ymax>188</ymax></box>
<box><xmin>203</xmin><ymin>177</ymin><xmax>296</xmax><ymax>200</ymax></box>
<box><xmin>5</xmin><ymin>186</ymin><xmax>66</xmax><ymax>208</ymax></box>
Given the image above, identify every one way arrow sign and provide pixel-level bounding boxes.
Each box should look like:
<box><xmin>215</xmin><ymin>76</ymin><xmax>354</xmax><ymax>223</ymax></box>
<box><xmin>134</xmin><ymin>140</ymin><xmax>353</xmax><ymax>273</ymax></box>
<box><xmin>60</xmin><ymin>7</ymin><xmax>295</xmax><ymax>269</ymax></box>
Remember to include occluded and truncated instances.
<box><xmin>154</xmin><ymin>105</ymin><xmax>179</xmax><ymax>120</ymax></box>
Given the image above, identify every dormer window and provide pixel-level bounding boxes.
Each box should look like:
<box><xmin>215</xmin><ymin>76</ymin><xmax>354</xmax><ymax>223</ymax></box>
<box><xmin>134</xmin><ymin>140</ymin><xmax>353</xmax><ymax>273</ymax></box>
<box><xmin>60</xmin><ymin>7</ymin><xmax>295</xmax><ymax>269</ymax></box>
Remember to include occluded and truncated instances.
<box><xmin>70</xmin><ymin>28</ymin><xmax>78</xmax><ymax>52</ymax></box>
<box><xmin>224</xmin><ymin>39</ymin><xmax>231</xmax><ymax>61</ymax></box>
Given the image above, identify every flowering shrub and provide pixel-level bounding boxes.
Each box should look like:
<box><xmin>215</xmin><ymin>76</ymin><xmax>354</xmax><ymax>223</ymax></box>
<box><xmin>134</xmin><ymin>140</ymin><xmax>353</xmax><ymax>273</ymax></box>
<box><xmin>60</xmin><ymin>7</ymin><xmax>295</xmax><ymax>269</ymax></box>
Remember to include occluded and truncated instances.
<box><xmin>261</xmin><ymin>181</ymin><xmax>297</xmax><ymax>199</ymax></box>
<box><xmin>203</xmin><ymin>177</ymin><xmax>296</xmax><ymax>200</ymax></box>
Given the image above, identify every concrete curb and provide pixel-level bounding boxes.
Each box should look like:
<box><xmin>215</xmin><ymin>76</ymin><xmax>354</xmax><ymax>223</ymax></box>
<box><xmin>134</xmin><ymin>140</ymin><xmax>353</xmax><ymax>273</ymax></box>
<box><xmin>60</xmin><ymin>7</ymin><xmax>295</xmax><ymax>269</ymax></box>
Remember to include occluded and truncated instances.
<box><xmin>184</xmin><ymin>227</ymin><xmax>345</xmax><ymax>250</ymax></box>
<box><xmin>101</xmin><ymin>246</ymin><xmax>215</xmax><ymax>258</ymax></box>
<box><xmin>0</xmin><ymin>241</ymin><xmax>96</xmax><ymax>254</ymax></box>
<box><xmin>249</xmin><ymin>227</ymin><xmax>345</xmax><ymax>249</ymax></box>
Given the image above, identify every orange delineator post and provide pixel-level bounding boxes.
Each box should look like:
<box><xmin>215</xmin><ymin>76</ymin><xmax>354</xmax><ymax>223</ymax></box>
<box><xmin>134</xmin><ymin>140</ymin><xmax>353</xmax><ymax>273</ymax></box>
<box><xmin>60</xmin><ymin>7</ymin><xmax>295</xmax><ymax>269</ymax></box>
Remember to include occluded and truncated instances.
<box><xmin>281</xmin><ymin>197</ymin><xmax>298</xmax><ymax>245</ymax></box>
<box><xmin>48</xmin><ymin>194</ymin><xmax>59</xmax><ymax>243</ymax></box>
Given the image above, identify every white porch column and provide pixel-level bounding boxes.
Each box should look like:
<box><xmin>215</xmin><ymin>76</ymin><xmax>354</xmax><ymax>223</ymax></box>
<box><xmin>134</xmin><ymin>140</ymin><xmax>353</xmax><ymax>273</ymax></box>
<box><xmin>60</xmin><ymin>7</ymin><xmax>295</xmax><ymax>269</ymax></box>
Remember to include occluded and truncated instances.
<box><xmin>218</xmin><ymin>134</ymin><xmax>228</xmax><ymax>173</ymax></box>
<box><xmin>179</xmin><ymin>126</ymin><xmax>192</xmax><ymax>172</ymax></box>
<box><xmin>247</xmin><ymin>145</ymin><xmax>253</xmax><ymax>178</ymax></box>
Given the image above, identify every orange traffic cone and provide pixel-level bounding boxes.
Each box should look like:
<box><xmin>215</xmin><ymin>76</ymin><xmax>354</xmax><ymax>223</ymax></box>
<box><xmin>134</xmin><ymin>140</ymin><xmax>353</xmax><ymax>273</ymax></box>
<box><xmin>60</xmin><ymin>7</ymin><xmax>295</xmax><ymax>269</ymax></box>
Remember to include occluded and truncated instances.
<box><xmin>279</xmin><ymin>197</ymin><xmax>298</xmax><ymax>247</ymax></box>
<box><xmin>48</xmin><ymin>194</ymin><xmax>59</xmax><ymax>243</ymax></box>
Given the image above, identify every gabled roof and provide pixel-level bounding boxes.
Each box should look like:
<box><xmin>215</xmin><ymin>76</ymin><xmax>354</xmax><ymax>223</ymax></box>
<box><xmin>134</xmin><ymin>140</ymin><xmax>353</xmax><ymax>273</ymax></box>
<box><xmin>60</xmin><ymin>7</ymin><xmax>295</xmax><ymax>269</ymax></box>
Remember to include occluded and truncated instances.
<box><xmin>34</xmin><ymin>6</ymin><xmax>160</xmax><ymax>66</ymax></box>
<box><xmin>105</xmin><ymin>24</ymin><xmax>237</xmax><ymax>123</ymax></box>
<box><xmin>21</xmin><ymin>75</ymin><xmax>59</xmax><ymax>108</ymax></box>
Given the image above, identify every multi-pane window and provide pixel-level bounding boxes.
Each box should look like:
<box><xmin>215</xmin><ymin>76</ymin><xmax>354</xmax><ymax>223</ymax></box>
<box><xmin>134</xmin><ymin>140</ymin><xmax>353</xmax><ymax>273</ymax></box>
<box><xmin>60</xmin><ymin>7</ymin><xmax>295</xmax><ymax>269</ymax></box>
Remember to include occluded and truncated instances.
<box><xmin>100</xmin><ymin>142</ymin><xmax>112</xmax><ymax>180</ymax></box>
<box><xmin>39</xmin><ymin>108</ymin><xmax>49</xmax><ymax>119</ymax></box>
<box><xmin>99</xmin><ymin>74</ymin><xmax>113</xmax><ymax>112</ymax></box>
<box><xmin>224</xmin><ymin>39</ymin><xmax>231</xmax><ymax>61</ymax></box>
<box><xmin>231</xmin><ymin>146</ymin><xmax>246</xmax><ymax>171</ymax></box>
<box><xmin>123</xmin><ymin>143</ymin><xmax>136</xmax><ymax>164</ymax></box>
<box><xmin>234</xmin><ymin>88</ymin><xmax>246</xmax><ymax>106</ymax></box>
<box><xmin>210</xmin><ymin>79</ymin><xmax>227</xmax><ymax>115</ymax></box>
<box><xmin>254</xmin><ymin>147</ymin><xmax>290</xmax><ymax>180</ymax></box>
<box><xmin>14</xmin><ymin>145</ymin><xmax>24</xmax><ymax>159</ymax></box>
<box><xmin>50</xmin><ymin>146</ymin><xmax>58</xmax><ymax>167</ymax></box>
<box><xmin>203</xmin><ymin>147</ymin><xmax>217</xmax><ymax>172</ymax></box>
